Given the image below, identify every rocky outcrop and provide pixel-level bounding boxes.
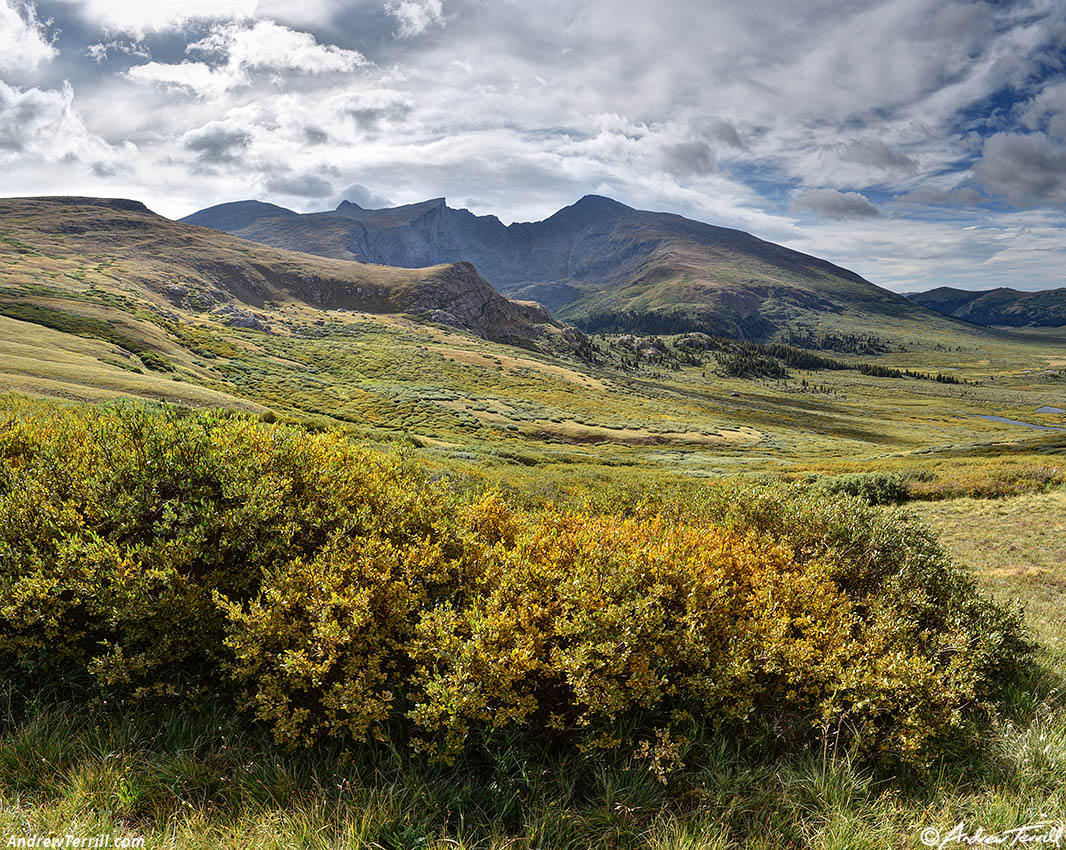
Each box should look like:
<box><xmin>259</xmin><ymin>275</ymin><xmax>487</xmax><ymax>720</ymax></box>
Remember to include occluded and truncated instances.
<box><xmin>211</xmin><ymin>305</ymin><xmax>273</xmax><ymax>332</ymax></box>
<box><xmin>397</xmin><ymin>262</ymin><xmax>557</xmax><ymax>343</ymax></box>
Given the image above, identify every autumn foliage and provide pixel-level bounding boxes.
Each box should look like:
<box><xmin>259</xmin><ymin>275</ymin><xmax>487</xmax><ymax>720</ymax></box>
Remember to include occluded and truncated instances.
<box><xmin>0</xmin><ymin>402</ymin><xmax>1031</xmax><ymax>768</ymax></box>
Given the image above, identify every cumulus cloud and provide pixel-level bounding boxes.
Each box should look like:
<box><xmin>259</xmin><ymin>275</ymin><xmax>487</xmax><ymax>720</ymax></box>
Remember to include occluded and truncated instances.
<box><xmin>0</xmin><ymin>80</ymin><xmax>121</xmax><ymax>165</ymax></box>
<box><xmin>265</xmin><ymin>173</ymin><xmax>333</xmax><ymax>197</ymax></box>
<box><xmin>127</xmin><ymin>61</ymin><xmax>234</xmax><ymax>98</ymax></box>
<box><xmin>973</xmin><ymin>132</ymin><xmax>1066</xmax><ymax>208</ymax></box>
<box><xmin>0</xmin><ymin>0</ymin><xmax>57</xmax><ymax>76</ymax></box>
<box><xmin>386</xmin><ymin>0</ymin><xmax>445</xmax><ymax>37</ymax></box>
<box><xmin>340</xmin><ymin>183</ymin><xmax>393</xmax><ymax>208</ymax></box>
<box><xmin>127</xmin><ymin>20</ymin><xmax>367</xmax><ymax>97</ymax></box>
<box><xmin>1020</xmin><ymin>81</ymin><xmax>1066</xmax><ymax>141</ymax></box>
<box><xmin>188</xmin><ymin>19</ymin><xmax>367</xmax><ymax>75</ymax></box>
<box><xmin>793</xmin><ymin>188</ymin><xmax>881</xmax><ymax>220</ymax></box>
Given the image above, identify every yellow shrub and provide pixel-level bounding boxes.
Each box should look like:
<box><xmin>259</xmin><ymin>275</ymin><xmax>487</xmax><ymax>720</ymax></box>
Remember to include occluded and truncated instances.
<box><xmin>0</xmin><ymin>400</ymin><xmax>1032</xmax><ymax>768</ymax></box>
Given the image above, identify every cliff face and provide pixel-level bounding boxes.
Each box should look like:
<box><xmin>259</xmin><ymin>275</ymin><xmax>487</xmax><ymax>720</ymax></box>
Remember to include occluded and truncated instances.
<box><xmin>400</xmin><ymin>262</ymin><xmax>555</xmax><ymax>341</ymax></box>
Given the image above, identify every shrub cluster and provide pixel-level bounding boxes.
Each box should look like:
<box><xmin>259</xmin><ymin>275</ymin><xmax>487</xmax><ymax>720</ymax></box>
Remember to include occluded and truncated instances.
<box><xmin>0</xmin><ymin>401</ymin><xmax>1032</xmax><ymax>768</ymax></box>
<box><xmin>808</xmin><ymin>471</ymin><xmax>908</xmax><ymax>505</ymax></box>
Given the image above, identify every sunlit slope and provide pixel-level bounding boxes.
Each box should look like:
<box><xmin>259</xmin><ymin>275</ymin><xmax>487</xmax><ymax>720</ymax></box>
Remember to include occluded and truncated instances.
<box><xmin>0</xmin><ymin>314</ymin><xmax>264</xmax><ymax>410</ymax></box>
<box><xmin>0</xmin><ymin>197</ymin><xmax>559</xmax><ymax>348</ymax></box>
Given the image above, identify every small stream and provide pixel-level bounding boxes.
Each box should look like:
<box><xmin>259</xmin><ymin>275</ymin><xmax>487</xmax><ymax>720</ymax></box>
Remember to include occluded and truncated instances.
<box><xmin>976</xmin><ymin>414</ymin><xmax>1066</xmax><ymax>432</ymax></box>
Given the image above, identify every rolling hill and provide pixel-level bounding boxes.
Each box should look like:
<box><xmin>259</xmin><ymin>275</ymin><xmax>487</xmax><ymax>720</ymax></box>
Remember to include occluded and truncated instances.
<box><xmin>909</xmin><ymin>286</ymin><xmax>1066</xmax><ymax>327</ymax></box>
<box><xmin>0</xmin><ymin>197</ymin><xmax>559</xmax><ymax>345</ymax></box>
<box><xmin>184</xmin><ymin>194</ymin><xmax>955</xmax><ymax>344</ymax></box>
<box><xmin>0</xmin><ymin>196</ymin><xmax>569</xmax><ymax>412</ymax></box>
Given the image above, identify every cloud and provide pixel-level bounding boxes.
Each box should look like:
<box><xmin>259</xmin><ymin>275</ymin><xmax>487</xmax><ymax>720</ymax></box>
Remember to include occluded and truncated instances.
<box><xmin>836</xmin><ymin>139</ymin><xmax>918</xmax><ymax>174</ymax></box>
<box><xmin>661</xmin><ymin>140</ymin><xmax>717</xmax><ymax>176</ymax></box>
<box><xmin>265</xmin><ymin>173</ymin><xmax>333</xmax><ymax>197</ymax></box>
<box><xmin>59</xmin><ymin>0</ymin><xmax>257</xmax><ymax>38</ymax></box>
<box><xmin>973</xmin><ymin>132</ymin><xmax>1066</xmax><ymax>208</ymax></box>
<box><xmin>187</xmin><ymin>19</ymin><xmax>367</xmax><ymax>75</ymax></box>
<box><xmin>346</xmin><ymin>91</ymin><xmax>412</xmax><ymax>129</ymax></box>
<box><xmin>126</xmin><ymin>20</ymin><xmax>367</xmax><ymax>97</ymax></box>
<box><xmin>182</xmin><ymin>121</ymin><xmax>250</xmax><ymax>163</ymax></box>
<box><xmin>86</xmin><ymin>38</ymin><xmax>151</xmax><ymax>63</ymax></box>
<box><xmin>793</xmin><ymin>188</ymin><xmax>881</xmax><ymax>220</ymax></box>
<box><xmin>1020</xmin><ymin>80</ymin><xmax>1066</xmax><ymax>141</ymax></box>
<box><xmin>0</xmin><ymin>0</ymin><xmax>57</xmax><ymax>76</ymax></box>
<box><xmin>127</xmin><ymin>61</ymin><xmax>233</xmax><ymax>98</ymax></box>
<box><xmin>895</xmin><ymin>185</ymin><xmax>985</xmax><ymax>206</ymax></box>
<box><xmin>707</xmin><ymin>119</ymin><xmax>746</xmax><ymax>150</ymax></box>
<box><xmin>386</xmin><ymin>0</ymin><xmax>445</xmax><ymax>37</ymax></box>
<box><xmin>0</xmin><ymin>80</ymin><xmax>117</xmax><ymax>162</ymax></box>
<box><xmin>340</xmin><ymin>183</ymin><xmax>393</xmax><ymax>208</ymax></box>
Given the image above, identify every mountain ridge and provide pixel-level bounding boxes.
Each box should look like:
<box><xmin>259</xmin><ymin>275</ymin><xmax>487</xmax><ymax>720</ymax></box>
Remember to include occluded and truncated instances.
<box><xmin>908</xmin><ymin>286</ymin><xmax>1066</xmax><ymax>327</ymax></box>
<box><xmin>182</xmin><ymin>194</ymin><xmax>953</xmax><ymax>343</ymax></box>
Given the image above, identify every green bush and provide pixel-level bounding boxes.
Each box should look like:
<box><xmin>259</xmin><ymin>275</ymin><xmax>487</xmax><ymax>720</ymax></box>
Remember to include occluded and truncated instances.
<box><xmin>808</xmin><ymin>471</ymin><xmax>907</xmax><ymax>505</ymax></box>
<box><xmin>0</xmin><ymin>401</ymin><xmax>1032</xmax><ymax>769</ymax></box>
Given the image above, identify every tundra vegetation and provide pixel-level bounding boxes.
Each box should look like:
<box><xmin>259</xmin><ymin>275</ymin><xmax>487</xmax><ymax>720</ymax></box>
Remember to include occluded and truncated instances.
<box><xmin>0</xmin><ymin>199</ymin><xmax>1063</xmax><ymax>847</ymax></box>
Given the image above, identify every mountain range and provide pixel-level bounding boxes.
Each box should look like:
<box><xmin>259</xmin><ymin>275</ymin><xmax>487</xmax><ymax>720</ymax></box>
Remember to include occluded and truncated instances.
<box><xmin>908</xmin><ymin>286</ymin><xmax>1066</xmax><ymax>327</ymax></box>
<box><xmin>182</xmin><ymin>195</ymin><xmax>943</xmax><ymax>342</ymax></box>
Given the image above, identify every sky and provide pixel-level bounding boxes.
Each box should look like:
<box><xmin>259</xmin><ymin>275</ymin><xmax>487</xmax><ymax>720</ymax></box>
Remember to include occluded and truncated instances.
<box><xmin>1</xmin><ymin>0</ymin><xmax>1066</xmax><ymax>293</ymax></box>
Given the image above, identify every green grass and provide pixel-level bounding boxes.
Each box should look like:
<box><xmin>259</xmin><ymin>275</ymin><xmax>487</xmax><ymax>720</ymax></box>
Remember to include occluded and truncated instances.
<box><xmin>913</xmin><ymin>490</ymin><xmax>1066</xmax><ymax>652</ymax></box>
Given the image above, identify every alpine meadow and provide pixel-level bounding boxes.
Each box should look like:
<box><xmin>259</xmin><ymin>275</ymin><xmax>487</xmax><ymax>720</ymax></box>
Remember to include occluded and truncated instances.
<box><xmin>1</xmin><ymin>2</ymin><xmax>1065</xmax><ymax>849</ymax></box>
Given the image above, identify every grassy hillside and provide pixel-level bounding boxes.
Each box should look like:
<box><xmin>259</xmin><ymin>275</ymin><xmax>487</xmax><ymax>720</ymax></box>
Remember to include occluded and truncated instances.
<box><xmin>0</xmin><ymin>197</ymin><xmax>559</xmax><ymax>348</ymax></box>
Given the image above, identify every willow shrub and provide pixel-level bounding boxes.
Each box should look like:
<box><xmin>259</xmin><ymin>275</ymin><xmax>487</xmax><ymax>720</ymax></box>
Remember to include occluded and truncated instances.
<box><xmin>0</xmin><ymin>400</ymin><xmax>462</xmax><ymax>695</ymax></box>
<box><xmin>0</xmin><ymin>401</ymin><xmax>1031</xmax><ymax>768</ymax></box>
